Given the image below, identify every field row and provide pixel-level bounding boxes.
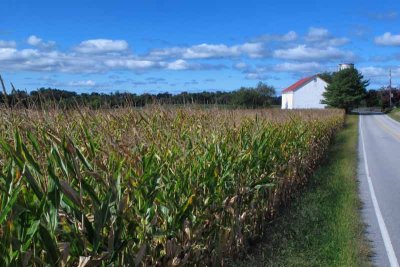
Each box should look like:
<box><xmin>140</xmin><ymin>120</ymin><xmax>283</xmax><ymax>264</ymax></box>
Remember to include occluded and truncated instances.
<box><xmin>0</xmin><ymin>108</ymin><xmax>344</xmax><ymax>266</ymax></box>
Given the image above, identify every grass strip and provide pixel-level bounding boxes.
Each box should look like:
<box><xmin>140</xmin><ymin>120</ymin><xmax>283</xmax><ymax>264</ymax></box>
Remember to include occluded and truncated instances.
<box><xmin>233</xmin><ymin>115</ymin><xmax>371</xmax><ymax>267</ymax></box>
<box><xmin>388</xmin><ymin>108</ymin><xmax>400</xmax><ymax>122</ymax></box>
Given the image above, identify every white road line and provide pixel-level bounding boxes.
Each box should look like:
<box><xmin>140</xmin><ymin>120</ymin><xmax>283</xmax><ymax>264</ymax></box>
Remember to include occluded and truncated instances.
<box><xmin>360</xmin><ymin>116</ymin><xmax>399</xmax><ymax>267</ymax></box>
<box><xmin>384</xmin><ymin>114</ymin><xmax>400</xmax><ymax>128</ymax></box>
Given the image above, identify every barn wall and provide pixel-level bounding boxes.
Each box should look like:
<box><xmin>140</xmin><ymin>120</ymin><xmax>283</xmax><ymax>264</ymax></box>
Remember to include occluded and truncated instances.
<box><xmin>281</xmin><ymin>92</ymin><xmax>293</xmax><ymax>109</ymax></box>
<box><xmin>293</xmin><ymin>77</ymin><xmax>328</xmax><ymax>109</ymax></box>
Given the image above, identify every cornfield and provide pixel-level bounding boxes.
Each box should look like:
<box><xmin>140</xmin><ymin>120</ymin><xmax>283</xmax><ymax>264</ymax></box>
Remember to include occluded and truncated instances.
<box><xmin>0</xmin><ymin>107</ymin><xmax>344</xmax><ymax>266</ymax></box>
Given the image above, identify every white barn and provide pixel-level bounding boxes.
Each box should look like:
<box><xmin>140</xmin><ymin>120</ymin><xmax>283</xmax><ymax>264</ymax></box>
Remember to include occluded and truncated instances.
<box><xmin>281</xmin><ymin>75</ymin><xmax>329</xmax><ymax>109</ymax></box>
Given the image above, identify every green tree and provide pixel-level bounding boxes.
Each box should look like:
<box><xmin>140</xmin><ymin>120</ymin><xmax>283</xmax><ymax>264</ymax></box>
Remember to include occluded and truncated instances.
<box><xmin>231</xmin><ymin>82</ymin><xmax>276</xmax><ymax>108</ymax></box>
<box><xmin>256</xmin><ymin>81</ymin><xmax>276</xmax><ymax>98</ymax></box>
<box><xmin>365</xmin><ymin>89</ymin><xmax>381</xmax><ymax>107</ymax></box>
<box><xmin>318</xmin><ymin>72</ymin><xmax>333</xmax><ymax>84</ymax></box>
<box><xmin>322</xmin><ymin>68</ymin><xmax>368</xmax><ymax>113</ymax></box>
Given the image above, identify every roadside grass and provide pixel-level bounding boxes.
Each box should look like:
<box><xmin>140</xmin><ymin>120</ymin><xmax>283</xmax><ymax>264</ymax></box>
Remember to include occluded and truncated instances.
<box><xmin>233</xmin><ymin>115</ymin><xmax>371</xmax><ymax>267</ymax></box>
<box><xmin>388</xmin><ymin>108</ymin><xmax>400</xmax><ymax>122</ymax></box>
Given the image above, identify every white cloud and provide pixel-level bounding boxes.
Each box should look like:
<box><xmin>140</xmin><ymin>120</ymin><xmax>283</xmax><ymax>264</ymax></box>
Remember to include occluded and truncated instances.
<box><xmin>166</xmin><ymin>59</ymin><xmax>189</xmax><ymax>70</ymax></box>
<box><xmin>369</xmin><ymin>11</ymin><xmax>398</xmax><ymax>20</ymax></box>
<box><xmin>351</xmin><ymin>25</ymin><xmax>370</xmax><ymax>38</ymax></box>
<box><xmin>0</xmin><ymin>47</ymin><xmax>42</xmax><ymax>61</ymax></box>
<box><xmin>74</xmin><ymin>39</ymin><xmax>129</xmax><ymax>53</ymax></box>
<box><xmin>252</xmin><ymin>31</ymin><xmax>298</xmax><ymax>42</ymax></box>
<box><xmin>236</xmin><ymin>43</ymin><xmax>265</xmax><ymax>58</ymax></box>
<box><xmin>279</xmin><ymin>31</ymin><xmax>298</xmax><ymax>41</ymax></box>
<box><xmin>27</xmin><ymin>35</ymin><xmax>56</xmax><ymax>50</ymax></box>
<box><xmin>104</xmin><ymin>59</ymin><xmax>159</xmax><ymax>70</ymax></box>
<box><xmin>148</xmin><ymin>42</ymin><xmax>266</xmax><ymax>59</ymax></box>
<box><xmin>375</xmin><ymin>32</ymin><xmax>400</xmax><ymax>46</ymax></box>
<box><xmin>360</xmin><ymin>66</ymin><xmax>386</xmax><ymax>77</ymax></box>
<box><xmin>164</xmin><ymin>59</ymin><xmax>226</xmax><ymax>70</ymax></box>
<box><xmin>0</xmin><ymin>47</ymin><xmax>102</xmax><ymax>73</ymax></box>
<box><xmin>273</xmin><ymin>45</ymin><xmax>354</xmax><ymax>61</ymax></box>
<box><xmin>241</xmin><ymin>62</ymin><xmax>322</xmax><ymax>80</ymax></box>
<box><xmin>27</xmin><ymin>35</ymin><xmax>42</xmax><ymax>46</ymax></box>
<box><xmin>323</xmin><ymin>37</ymin><xmax>349</xmax><ymax>46</ymax></box>
<box><xmin>0</xmin><ymin>34</ymin><xmax>356</xmax><ymax>81</ymax></box>
<box><xmin>233</xmin><ymin>62</ymin><xmax>248</xmax><ymax>70</ymax></box>
<box><xmin>279</xmin><ymin>31</ymin><xmax>297</xmax><ymax>42</ymax></box>
<box><xmin>69</xmin><ymin>80</ymin><xmax>96</xmax><ymax>87</ymax></box>
<box><xmin>238</xmin><ymin>65</ymin><xmax>271</xmax><ymax>80</ymax></box>
<box><xmin>0</xmin><ymin>46</ymin><xmax>136</xmax><ymax>73</ymax></box>
<box><xmin>274</xmin><ymin>62</ymin><xmax>322</xmax><ymax>72</ymax></box>
<box><xmin>393</xmin><ymin>69</ymin><xmax>400</xmax><ymax>77</ymax></box>
<box><xmin>0</xmin><ymin>48</ymin><xmax>17</xmax><ymax>60</ymax></box>
<box><xmin>29</xmin><ymin>78</ymin><xmax>102</xmax><ymax>88</ymax></box>
<box><xmin>305</xmin><ymin>27</ymin><xmax>349</xmax><ymax>46</ymax></box>
<box><xmin>305</xmin><ymin>27</ymin><xmax>329</xmax><ymax>42</ymax></box>
<box><xmin>251</xmin><ymin>28</ymin><xmax>348</xmax><ymax>47</ymax></box>
<box><xmin>0</xmin><ymin>42</ymin><xmax>226</xmax><ymax>73</ymax></box>
<box><xmin>360</xmin><ymin>66</ymin><xmax>400</xmax><ymax>88</ymax></box>
<box><xmin>245</xmin><ymin>72</ymin><xmax>270</xmax><ymax>80</ymax></box>
<box><xmin>0</xmin><ymin>40</ymin><xmax>16</xmax><ymax>48</ymax></box>
<box><xmin>361</xmin><ymin>66</ymin><xmax>400</xmax><ymax>78</ymax></box>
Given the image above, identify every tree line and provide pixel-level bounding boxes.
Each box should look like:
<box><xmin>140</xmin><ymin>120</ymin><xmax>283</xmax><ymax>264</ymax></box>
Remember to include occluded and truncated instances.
<box><xmin>0</xmin><ymin>79</ymin><xmax>280</xmax><ymax>109</ymax></box>
<box><xmin>1</xmin><ymin>72</ymin><xmax>396</xmax><ymax>111</ymax></box>
<box><xmin>364</xmin><ymin>88</ymin><xmax>400</xmax><ymax>110</ymax></box>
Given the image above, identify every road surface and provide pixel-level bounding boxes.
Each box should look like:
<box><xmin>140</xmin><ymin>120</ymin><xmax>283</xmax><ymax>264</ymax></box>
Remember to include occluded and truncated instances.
<box><xmin>359</xmin><ymin>113</ymin><xmax>400</xmax><ymax>267</ymax></box>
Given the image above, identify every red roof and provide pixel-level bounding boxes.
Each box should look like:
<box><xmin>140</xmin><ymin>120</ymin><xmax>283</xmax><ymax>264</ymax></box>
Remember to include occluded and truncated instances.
<box><xmin>282</xmin><ymin>75</ymin><xmax>317</xmax><ymax>93</ymax></box>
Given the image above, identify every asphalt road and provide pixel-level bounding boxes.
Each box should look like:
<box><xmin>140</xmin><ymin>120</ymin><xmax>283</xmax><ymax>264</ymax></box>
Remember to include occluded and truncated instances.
<box><xmin>359</xmin><ymin>113</ymin><xmax>400</xmax><ymax>267</ymax></box>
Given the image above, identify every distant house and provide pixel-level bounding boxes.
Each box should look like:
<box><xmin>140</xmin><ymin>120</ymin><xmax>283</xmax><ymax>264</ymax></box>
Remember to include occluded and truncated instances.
<box><xmin>281</xmin><ymin>75</ymin><xmax>329</xmax><ymax>109</ymax></box>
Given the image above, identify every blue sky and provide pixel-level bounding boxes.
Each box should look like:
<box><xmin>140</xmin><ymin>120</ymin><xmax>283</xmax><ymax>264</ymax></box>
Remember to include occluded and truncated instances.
<box><xmin>1</xmin><ymin>0</ymin><xmax>399</xmax><ymax>94</ymax></box>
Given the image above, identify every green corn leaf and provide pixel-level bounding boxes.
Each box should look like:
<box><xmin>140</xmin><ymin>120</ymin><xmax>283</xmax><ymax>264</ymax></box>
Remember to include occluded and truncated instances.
<box><xmin>82</xmin><ymin>126</ymin><xmax>96</xmax><ymax>156</ymax></box>
<box><xmin>93</xmin><ymin>194</ymin><xmax>111</xmax><ymax>252</ymax></box>
<box><xmin>80</xmin><ymin>178</ymin><xmax>100</xmax><ymax>207</ymax></box>
<box><xmin>51</xmin><ymin>146</ymin><xmax>69</xmax><ymax>179</ymax></box>
<box><xmin>22</xmin><ymin>220</ymin><xmax>40</xmax><ymax>251</ymax></box>
<box><xmin>23</xmin><ymin>166</ymin><xmax>43</xmax><ymax>200</ymax></box>
<box><xmin>21</xmin><ymin>142</ymin><xmax>42</xmax><ymax>175</ymax></box>
<box><xmin>0</xmin><ymin>184</ymin><xmax>21</xmax><ymax>224</ymax></box>
<box><xmin>0</xmin><ymin>137</ymin><xmax>12</xmax><ymax>155</ymax></box>
<box><xmin>27</xmin><ymin>131</ymin><xmax>40</xmax><ymax>154</ymax></box>
<box><xmin>38</xmin><ymin>224</ymin><xmax>60</xmax><ymax>265</ymax></box>
<box><xmin>60</xmin><ymin>198</ymin><xmax>96</xmax><ymax>245</ymax></box>
<box><xmin>59</xmin><ymin>180</ymin><xmax>81</xmax><ymax>208</ymax></box>
<box><xmin>14</xmin><ymin>129</ymin><xmax>23</xmax><ymax>156</ymax></box>
<box><xmin>74</xmin><ymin>142</ymin><xmax>93</xmax><ymax>171</ymax></box>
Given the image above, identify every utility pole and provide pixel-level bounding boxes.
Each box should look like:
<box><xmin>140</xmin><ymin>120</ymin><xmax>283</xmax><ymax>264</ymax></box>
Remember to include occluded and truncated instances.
<box><xmin>389</xmin><ymin>69</ymin><xmax>392</xmax><ymax>107</ymax></box>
